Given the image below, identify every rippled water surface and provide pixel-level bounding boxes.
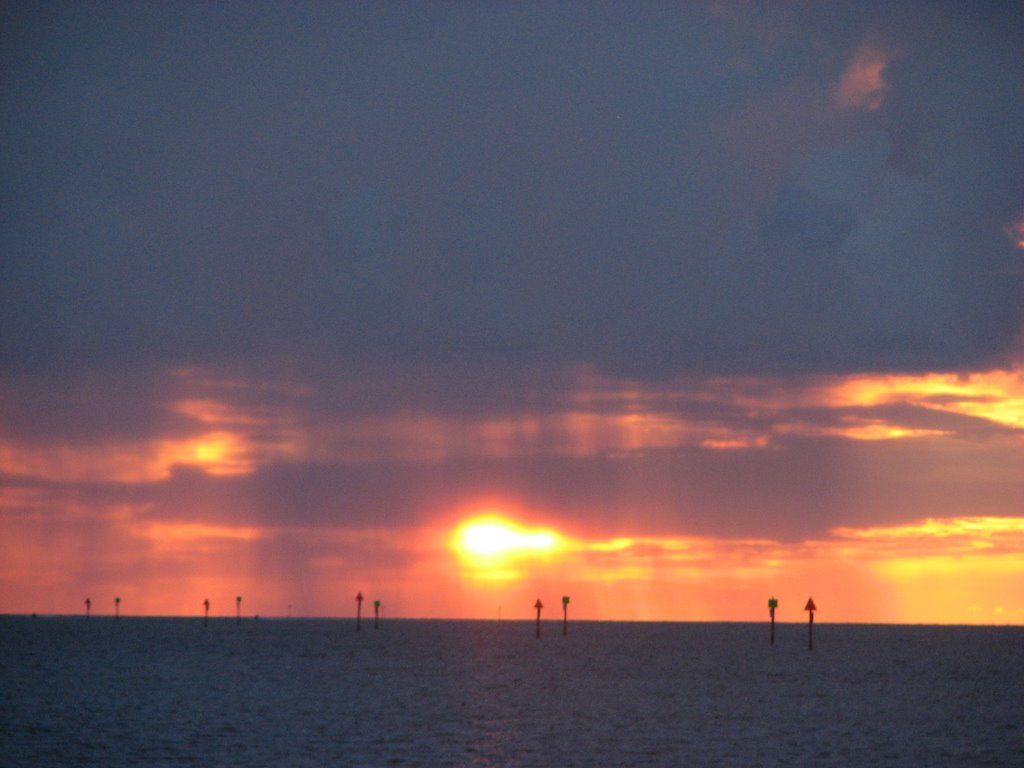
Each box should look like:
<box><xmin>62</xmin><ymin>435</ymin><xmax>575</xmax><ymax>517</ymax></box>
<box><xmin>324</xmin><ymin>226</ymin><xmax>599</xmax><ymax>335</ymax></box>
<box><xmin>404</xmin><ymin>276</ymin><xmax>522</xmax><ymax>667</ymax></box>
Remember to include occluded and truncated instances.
<box><xmin>2</xmin><ymin>617</ymin><xmax>1022</xmax><ymax>766</ymax></box>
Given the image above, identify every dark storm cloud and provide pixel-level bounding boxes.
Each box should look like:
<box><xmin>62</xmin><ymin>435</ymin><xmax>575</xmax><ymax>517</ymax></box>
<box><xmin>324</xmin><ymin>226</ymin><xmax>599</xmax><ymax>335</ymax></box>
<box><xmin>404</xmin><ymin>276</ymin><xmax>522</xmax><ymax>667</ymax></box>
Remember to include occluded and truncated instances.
<box><xmin>3</xmin><ymin>1</ymin><xmax>1021</xmax><ymax>380</ymax></box>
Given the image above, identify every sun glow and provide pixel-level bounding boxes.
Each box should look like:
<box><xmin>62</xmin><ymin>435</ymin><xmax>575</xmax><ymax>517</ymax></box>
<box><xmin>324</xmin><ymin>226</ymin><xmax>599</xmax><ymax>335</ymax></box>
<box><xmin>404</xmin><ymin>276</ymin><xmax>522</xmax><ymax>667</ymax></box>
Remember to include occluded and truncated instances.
<box><xmin>455</xmin><ymin>516</ymin><xmax>561</xmax><ymax>557</ymax></box>
<box><xmin>452</xmin><ymin>515</ymin><xmax>565</xmax><ymax>580</ymax></box>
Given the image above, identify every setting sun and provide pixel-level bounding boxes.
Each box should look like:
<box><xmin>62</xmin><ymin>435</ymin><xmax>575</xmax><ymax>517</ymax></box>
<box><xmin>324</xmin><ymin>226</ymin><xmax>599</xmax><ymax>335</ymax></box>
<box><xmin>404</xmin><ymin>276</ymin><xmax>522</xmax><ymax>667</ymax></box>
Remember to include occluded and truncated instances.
<box><xmin>452</xmin><ymin>515</ymin><xmax>565</xmax><ymax>580</ymax></box>
<box><xmin>457</xmin><ymin>517</ymin><xmax>560</xmax><ymax>556</ymax></box>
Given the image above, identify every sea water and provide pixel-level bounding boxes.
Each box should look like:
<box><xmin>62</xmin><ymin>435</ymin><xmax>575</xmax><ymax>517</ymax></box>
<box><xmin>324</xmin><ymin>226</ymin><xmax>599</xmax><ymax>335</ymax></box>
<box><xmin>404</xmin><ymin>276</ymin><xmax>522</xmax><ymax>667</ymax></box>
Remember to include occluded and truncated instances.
<box><xmin>1</xmin><ymin>617</ymin><xmax>1022</xmax><ymax>767</ymax></box>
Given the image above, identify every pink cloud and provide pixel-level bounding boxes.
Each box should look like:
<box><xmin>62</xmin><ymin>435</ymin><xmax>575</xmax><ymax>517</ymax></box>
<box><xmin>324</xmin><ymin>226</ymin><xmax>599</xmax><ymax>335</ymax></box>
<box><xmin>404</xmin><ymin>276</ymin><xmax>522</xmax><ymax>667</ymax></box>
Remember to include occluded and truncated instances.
<box><xmin>834</xmin><ymin>43</ymin><xmax>890</xmax><ymax>111</ymax></box>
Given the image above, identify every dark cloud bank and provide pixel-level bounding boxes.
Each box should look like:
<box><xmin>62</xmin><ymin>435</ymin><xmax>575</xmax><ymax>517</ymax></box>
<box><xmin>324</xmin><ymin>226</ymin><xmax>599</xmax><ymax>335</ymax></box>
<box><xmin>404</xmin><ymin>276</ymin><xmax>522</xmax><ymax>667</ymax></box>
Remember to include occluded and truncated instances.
<box><xmin>2</xmin><ymin>1</ymin><xmax>1022</xmax><ymax>382</ymax></box>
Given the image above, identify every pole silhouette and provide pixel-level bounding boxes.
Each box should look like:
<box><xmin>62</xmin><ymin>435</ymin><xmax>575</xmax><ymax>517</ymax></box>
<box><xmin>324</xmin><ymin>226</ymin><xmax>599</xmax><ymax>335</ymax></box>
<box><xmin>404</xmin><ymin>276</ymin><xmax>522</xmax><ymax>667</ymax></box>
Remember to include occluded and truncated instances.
<box><xmin>236</xmin><ymin>595</ymin><xmax>242</xmax><ymax>625</ymax></box>
<box><xmin>562</xmin><ymin>596</ymin><xmax>570</xmax><ymax>636</ymax></box>
<box><xmin>85</xmin><ymin>597</ymin><xmax>91</xmax><ymax>620</ymax></box>
<box><xmin>356</xmin><ymin>592</ymin><xmax>363</xmax><ymax>631</ymax></box>
<box><xmin>805</xmin><ymin>597</ymin><xmax>816</xmax><ymax>651</ymax></box>
<box><xmin>203</xmin><ymin>598</ymin><xmax>210</xmax><ymax>626</ymax></box>
<box><xmin>534</xmin><ymin>598</ymin><xmax>543</xmax><ymax>639</ymax></box>
<box><xmin>374</xmin><ymin>600</ymin><xmax>381</xmax><ymax>629</ymax></box>
<box><xmin>768</xmin><ymin>596</ymin><xmax>778</xmax><ymax>646</ymax></box>
<box><xmin>115</xmin><ymin>596</ymin><xmax>120</xmax><ymax>620</ymax></box>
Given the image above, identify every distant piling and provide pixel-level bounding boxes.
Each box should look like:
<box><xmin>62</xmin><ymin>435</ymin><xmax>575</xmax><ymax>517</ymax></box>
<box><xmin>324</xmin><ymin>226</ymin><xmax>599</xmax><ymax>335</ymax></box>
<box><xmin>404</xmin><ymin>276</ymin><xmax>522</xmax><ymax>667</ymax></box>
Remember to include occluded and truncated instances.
<box><xmin>805</xmin><ymin>597</ymin><xmax>816</xmax><ymax>651</ymax></box>
<box><xmin>236</xmin><ymin>595</ymin><xmax>242</xmax><ymax>625</ymax></box>
<box><xmin>768</xmin><ymin>596</ymin><xmax>778</xmax><ymax>646</ymax></box>
<box><xmin>203</xmin><ymin>598</ymin><xmax>210</xmax><ymax>627</ymax></box>
<box><xmin>562</xmin><ymin>596</ymin><xmax>570</xmax><ymax>636</ymax></box>
<box><xmin>356</xmin><ymin>592</ymin><xmax>364</xmax><ymax>631</ymax></box>
<box><xmin>115</xmin><ymin>596</ymin><xmax>120</xmax><ymax>620</ymax></box>
<box><xmin>85</xmin><ymin>597</ymin><xmax>91</xmax><ymax>620</ymax></box>
<box><xmin>374</xmin><ymin>600</ymin><xmax>381</xmax><ymax>629</ymax></box>
<box><xmin>534</xmin><ymin>598</ymin><xmax>543</xmax><ymax>639</ymax></box>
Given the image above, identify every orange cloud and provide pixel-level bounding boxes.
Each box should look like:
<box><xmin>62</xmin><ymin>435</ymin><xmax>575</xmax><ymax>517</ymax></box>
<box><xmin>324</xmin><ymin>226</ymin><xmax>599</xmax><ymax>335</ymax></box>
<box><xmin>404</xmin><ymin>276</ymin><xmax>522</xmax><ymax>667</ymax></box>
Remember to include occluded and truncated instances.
<box><xmin>831</xmin><ymin>517</ymin><xmax>1024</xmax><ymax>555</ymax></box>
<box><xmin>1005</xmin><ymin>213</ymin><xmax>1024</xmax><ymax>250</ymax></box>
<box><xmin>834</xmin><ymin>43</ymin><xmax>890</xmax><ymax>111</ymax></box>
<box><xmin>305</xmin><ymin>408</ymin><xmax>714</xmax><ymax>462</ymax></box>
<box><xmin>306</xmin><ymin>362</ymin><xmax>1020</xmax><ymax>462</ymax></box>
<box><xmin>129</xmin><ymin>521</ymin><xmax>264</xmax><ymax>554</ymax></box>
<box><xmin>0</xmin><ymin>430</ymin><xmax>268</xmax><ymax>482</ymax></box>
<box><xmin>9</xmin><ymin>362</ymin><xmax>1019</xmax><ymax>488</ymax></box>
<box><xmin>0</xmin><ymin>374</ymin><xmax>305</xmax><ymax>481</ymax></box>
<box><xmin>171</xmin><ymin>399</ymin><xmax>272</xmax><ymax>426</ymax></box>
<box><xmin>774</xmin><ymin>417</ymin><xmax>951</xmax><ymax>442</ymax></box>
<box><xmin>827</xmin><ymin>370</ymin><xmax>1024</xmax><ymax>431</ymax></box>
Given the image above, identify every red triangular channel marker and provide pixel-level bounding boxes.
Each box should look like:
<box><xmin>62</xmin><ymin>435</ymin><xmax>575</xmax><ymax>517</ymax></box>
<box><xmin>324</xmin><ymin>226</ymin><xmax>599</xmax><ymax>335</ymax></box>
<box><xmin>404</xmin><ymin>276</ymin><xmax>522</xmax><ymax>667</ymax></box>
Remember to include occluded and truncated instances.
<box><xmin>535</xmin><ymin>599</ymin><xmax>543</xmax><ymax>609</ymax></box>
<box><xmin>805</xmin><ymin>598</ymin><xmax>817</xmax><ymax>612</ymax></box>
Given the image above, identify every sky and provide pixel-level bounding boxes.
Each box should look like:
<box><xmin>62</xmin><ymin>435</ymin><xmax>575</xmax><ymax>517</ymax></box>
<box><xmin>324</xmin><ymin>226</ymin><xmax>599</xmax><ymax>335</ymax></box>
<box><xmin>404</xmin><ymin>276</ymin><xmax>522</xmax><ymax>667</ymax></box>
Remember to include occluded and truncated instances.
<box><xmin>2</xmin><ymin>1</ymin><xmax>1022</xmax><ymax>623</ymax></box>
